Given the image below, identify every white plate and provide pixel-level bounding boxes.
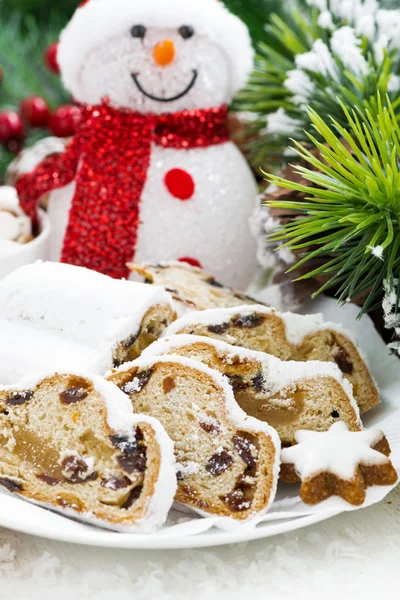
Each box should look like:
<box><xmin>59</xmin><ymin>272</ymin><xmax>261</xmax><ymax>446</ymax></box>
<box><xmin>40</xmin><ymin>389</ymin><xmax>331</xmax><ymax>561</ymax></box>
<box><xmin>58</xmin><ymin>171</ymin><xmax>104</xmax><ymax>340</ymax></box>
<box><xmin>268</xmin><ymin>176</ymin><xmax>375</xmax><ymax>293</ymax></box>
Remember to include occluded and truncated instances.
<box><xmin>0</xmin><ymin>296</ymin><xmax>398</xmax><ymax>549</ymax></box>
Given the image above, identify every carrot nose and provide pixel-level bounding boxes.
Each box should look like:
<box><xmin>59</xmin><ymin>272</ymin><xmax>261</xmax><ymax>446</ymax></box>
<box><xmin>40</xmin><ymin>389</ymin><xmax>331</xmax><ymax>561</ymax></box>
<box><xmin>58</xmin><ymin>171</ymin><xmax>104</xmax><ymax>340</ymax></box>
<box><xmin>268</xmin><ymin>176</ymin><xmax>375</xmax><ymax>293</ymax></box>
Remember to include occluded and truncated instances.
<box><xmin>153</xmin><ymin>39</ymin><xmax>175</xmax><ymax>67</ymax></box>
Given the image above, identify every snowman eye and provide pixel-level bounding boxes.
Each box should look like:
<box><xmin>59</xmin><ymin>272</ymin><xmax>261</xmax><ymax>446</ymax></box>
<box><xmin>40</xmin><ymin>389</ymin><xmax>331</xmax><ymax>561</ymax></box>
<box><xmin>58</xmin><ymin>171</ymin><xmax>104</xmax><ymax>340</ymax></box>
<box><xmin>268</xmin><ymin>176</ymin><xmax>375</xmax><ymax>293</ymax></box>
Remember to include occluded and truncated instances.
<box><xmin>131</xmin><ymin>25</ymin><xmax>147</xmax><ymax>39</ymax></box>
<box><xmin>179</xmin><ymin>25</ymin><xmax>195</xmax><ymax>40</ymax></box>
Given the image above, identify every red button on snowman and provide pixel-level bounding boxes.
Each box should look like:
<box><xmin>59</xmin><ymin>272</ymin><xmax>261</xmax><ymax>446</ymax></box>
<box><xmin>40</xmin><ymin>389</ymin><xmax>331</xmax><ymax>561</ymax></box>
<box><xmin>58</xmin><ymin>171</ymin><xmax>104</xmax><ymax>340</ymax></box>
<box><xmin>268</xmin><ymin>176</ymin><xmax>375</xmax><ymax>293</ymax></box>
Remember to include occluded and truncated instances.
<box><xmin>15</xmin><ymin>0</ymin><xmax>258</xmax><ymax>288</ymax></box>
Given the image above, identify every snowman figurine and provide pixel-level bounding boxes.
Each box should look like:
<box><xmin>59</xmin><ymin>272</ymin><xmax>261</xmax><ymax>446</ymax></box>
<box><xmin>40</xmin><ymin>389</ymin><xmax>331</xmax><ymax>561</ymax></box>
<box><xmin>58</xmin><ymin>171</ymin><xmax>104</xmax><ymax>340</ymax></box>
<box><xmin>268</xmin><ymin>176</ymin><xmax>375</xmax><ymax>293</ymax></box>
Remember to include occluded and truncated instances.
<box><xmin>15</xmin><ymin>0</ymin><xmax>258</xmax><ymax>288</ymax></box>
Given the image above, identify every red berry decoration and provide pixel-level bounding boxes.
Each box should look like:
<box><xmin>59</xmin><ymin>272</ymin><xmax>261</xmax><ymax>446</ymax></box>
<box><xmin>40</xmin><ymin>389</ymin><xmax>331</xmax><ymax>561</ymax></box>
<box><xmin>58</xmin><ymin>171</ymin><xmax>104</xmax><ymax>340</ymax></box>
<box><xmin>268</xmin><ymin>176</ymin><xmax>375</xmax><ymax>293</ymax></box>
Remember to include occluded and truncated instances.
<box><xmin>44</xmin><ymin>42</ymin><xmax>60</xmax><ymax>74</ymax></box>
<box><xmin>49</xmin><ymin>105</ymin><xmax>81</xmax><ymax>137</ymax></box>
<box><xmin>0</xmin><ymin>111</ymin><xmax>25</xmax><ymax>144</ymax></box>
<box><xmin>20</xmin><ymin>96</ymin><xmax>50</xmax><ymax>128</ymax></box>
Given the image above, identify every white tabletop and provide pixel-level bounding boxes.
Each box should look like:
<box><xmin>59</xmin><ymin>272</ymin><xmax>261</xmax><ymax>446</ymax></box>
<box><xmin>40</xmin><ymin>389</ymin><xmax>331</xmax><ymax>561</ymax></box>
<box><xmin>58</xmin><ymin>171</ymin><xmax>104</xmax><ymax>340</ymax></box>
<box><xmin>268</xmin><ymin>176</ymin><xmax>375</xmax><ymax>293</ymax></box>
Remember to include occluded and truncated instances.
<box><xmin>2</xmin><ymin>485</ymin><xmax>399</xmax><ymax>599</ymax></box>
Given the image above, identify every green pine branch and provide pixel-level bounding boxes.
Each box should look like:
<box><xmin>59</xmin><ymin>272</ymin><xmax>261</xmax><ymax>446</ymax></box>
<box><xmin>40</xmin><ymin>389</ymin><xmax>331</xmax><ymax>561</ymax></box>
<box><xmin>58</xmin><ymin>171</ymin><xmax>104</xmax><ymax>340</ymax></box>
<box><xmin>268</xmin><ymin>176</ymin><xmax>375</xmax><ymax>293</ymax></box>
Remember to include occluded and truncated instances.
<box><xmin>1</xmin><ymin>0</ymin><xmax>75</xmax><ymax>16</ymax></box>
<box><xmin>263</xmin><ymin>95</ymin><xmax>400</xmax><ymax>343</ymax></box>
<box><xmin>235</xmin><ymin>0</ymin><xmax>400</xmax><ymax>170</ymax></box>
<box><xmin>222</xmin><ymin>0</ymin><xmax>285</xmax><ymax>44</ymax></box>
<box><xmin>0</xmin><ymin>10</ymin><xmax>68</xmax><ymax>110</ymax></box>
<box><xmin>0</xmin><ymin>5</ymin><xmax>70</xmax><ymax>180</ymax></box>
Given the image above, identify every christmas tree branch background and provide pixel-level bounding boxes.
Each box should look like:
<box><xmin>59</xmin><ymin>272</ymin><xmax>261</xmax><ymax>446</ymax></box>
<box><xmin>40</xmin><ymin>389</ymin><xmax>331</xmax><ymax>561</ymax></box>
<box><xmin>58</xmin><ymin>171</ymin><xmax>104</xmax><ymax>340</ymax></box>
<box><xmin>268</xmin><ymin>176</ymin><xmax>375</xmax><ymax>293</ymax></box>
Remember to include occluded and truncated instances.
<box><xmin>235</xmin><ymin>0</ymin><xmax>400</xmax><ymax>170</ymax></box>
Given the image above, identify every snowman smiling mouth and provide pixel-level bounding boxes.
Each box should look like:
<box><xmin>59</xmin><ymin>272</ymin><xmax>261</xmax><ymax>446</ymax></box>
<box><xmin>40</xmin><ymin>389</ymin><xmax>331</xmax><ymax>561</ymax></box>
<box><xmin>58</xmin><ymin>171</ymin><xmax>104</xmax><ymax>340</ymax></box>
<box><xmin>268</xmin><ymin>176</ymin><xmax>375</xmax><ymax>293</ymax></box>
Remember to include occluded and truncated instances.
<box><xmin>131</xmin><ymin>70</ymin><xmax>198</xmax><ymax>103</ymax></box>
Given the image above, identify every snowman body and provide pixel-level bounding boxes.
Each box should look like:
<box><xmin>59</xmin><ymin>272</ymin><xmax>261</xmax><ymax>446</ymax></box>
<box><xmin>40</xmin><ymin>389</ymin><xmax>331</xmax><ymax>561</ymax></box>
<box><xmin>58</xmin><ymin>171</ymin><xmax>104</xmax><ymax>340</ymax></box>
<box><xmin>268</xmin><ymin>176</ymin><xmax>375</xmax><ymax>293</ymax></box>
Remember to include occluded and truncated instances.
<box><xmin>18</xmin><ymin>1</ymin><xmax>259</xmax><ymax>287</ymax></box>
<box><xmin>47</xmin><ymin>142</ymin><xmax>258</xmax><ymax>287</ymax></box>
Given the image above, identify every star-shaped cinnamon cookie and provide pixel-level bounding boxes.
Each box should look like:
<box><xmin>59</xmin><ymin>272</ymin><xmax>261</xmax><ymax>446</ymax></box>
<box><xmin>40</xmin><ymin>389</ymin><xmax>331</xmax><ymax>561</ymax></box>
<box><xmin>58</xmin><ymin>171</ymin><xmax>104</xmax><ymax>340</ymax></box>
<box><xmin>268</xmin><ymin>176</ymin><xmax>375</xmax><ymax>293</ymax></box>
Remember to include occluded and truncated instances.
<box><xmin>281</xmin><ymin>422</ymin><xmax>398</xmax><ymax>505</ymax></box>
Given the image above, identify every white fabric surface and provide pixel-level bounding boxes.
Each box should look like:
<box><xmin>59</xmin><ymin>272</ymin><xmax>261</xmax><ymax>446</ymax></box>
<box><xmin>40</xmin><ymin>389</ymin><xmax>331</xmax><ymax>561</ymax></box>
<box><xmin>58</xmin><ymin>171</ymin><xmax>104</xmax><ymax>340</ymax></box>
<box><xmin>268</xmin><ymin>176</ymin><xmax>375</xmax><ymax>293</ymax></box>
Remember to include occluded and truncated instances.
<box><xmin>0</xmin><ymin>487</ymin><xmax>399</xmax><ymax>599</ymax></box>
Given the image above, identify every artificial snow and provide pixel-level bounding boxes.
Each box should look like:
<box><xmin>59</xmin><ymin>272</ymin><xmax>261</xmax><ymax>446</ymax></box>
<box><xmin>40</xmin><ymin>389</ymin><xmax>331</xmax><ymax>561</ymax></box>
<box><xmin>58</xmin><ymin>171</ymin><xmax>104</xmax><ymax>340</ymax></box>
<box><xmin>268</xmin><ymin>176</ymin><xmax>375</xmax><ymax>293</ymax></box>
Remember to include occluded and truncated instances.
<box><xmin>264</xmin><ymin>109</ymin><xmax>302</xmax><ymax>136</ymax></box>
<box><xmin>318</xmin><ymin>10</ymin><xmax>334</xmax><ymax>29</ymax></box>
<box><xmin>331</xmin><ymin>27</ymin><xmax>368</xmax><ymax>77</ymax></box>
<box><xmin>284</xmin><ymin>69</ymin><xmax>315</xmax><ymax>105</ymax></box>
<box><xmin>368</xmin><ymin>245</ymin><xmax>384</xmax><ymax>260</ymax></box>
<box><xmin>277</xmin><ymin>246</ymin><xmax>296</xmax><ymax>265</ymax></box>
<box><xmin>296</xmin><ymin>40</ymin><xmax>338</xmax><ymax>80</ymax></box>
<box><xmin>388</xmin><ymin>74</ymin><xmax>400</xmax><ymax>92</ymax></box>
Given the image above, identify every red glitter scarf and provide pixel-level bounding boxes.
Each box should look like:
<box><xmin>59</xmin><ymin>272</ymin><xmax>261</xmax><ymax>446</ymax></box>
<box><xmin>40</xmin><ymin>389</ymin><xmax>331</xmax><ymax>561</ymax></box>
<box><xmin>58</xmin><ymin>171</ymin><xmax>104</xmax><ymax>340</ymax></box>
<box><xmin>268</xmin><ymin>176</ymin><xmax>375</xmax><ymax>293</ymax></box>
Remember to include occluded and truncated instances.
<box><xmin>16</xmin><ymin>102</ymin><xmax>229</xmax><ymax>279</ymax></box>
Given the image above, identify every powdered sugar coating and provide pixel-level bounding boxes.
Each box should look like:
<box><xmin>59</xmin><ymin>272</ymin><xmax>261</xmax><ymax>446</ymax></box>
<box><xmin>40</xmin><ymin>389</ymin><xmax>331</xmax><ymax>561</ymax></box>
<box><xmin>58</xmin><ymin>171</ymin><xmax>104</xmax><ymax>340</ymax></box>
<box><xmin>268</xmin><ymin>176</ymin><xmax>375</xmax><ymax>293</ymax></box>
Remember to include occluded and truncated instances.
<box><xmin>281</xmin><ymin>422</ymin><xmax>388</xmax><ymax>480</ymax></box>
<box><xmin>0</xmin><ymin>262</ymin><xmax>173</xmax><ymax>347</ymax></box>
<box><xmin>0</xmin><ymin>262</ymin><xmax>174</xmax><ymax>383</ymax></box>
<box><xmin>176</xmin><ymin>461</ymin><xmax>199</xmax><ymax>477</ymax></box>
<box><xmin>141</xmin><ymin>334</ymin><xmax>362</xmax><ymax>427</ymax></box>
<box><xmin>111</xmin><ymin>354</ymin><xmax>282</xmax><ymax>520</ymax></box>
<box><xmin>0</xmin><ymin>372</ymin><xmax>177</xmax><ymax>532</ymax></box>
<box><xmin>0</xmin><ymin>319</ymin><xmax>103</xmax><ymax>385</ymax></box>
<box><xmin>163</xmin><ymin>304</ymin><xmax>359</xmax><ymax>347</ymax></box>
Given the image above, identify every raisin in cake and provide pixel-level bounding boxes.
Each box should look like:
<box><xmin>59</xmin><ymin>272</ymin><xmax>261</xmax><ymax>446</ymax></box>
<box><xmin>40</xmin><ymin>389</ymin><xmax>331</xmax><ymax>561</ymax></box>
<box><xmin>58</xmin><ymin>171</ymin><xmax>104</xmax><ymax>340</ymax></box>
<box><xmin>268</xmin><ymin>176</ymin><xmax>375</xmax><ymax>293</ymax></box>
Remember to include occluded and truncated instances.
<box><xmin>130</xmin><ymin>262</ymin><xmax>263</xmax><ymax>315</ymax></box>
<box><xmin>107</xmin><ymin>355</ymin><xmax>281</xmax><ymax>520</ymax></box>
<box><xmin>0</xmin><ymin>262</ymin><xmax>177</xmax><ymax>384</ymax></box>
<box><xmin>142</xmin><ymin>335</ymin><xmax>362</xmax><ymax>445</ymax></box>
<box><xmin>164</xmin><ymin>305</ymin><xmax>378</xmax><ymax>413</ymax></box>
<box><xmin>0</xmin><ymin>372</ymin><xmax>176</xmax><ymax>531</ymax></box>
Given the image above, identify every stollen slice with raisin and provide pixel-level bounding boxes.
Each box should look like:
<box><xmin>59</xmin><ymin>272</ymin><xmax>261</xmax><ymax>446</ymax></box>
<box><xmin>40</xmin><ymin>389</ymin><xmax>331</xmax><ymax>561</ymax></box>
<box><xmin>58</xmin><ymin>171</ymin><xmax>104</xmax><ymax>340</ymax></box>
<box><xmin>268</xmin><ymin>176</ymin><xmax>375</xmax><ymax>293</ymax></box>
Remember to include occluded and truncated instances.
<box><xmin>130</xmin><ymin>261</ymin><xmax>264</xmax><ymax>315</ymax></box>
<box><xmin>163</xmin><ymin>305</ymin><xmax>378</xmax><ymax>413</ymax></box>
<box><xmin>0</xmin><ymin>372</ymin><xmax>176</xmax><ymax>531</ymax></box>
<box><xmin>107</xmin><ymin>355</ymin><xmax>281</xmax><ymax>521</ymax></box>
<box><xmin>0</xmin><ymin>261</ymin><xmax>176</xmax><ymax>383</ymax></box>
<box><xmin>141</xmin><ymin>335</ymin><xmax>362</xmax><ymax>446</ymax></box>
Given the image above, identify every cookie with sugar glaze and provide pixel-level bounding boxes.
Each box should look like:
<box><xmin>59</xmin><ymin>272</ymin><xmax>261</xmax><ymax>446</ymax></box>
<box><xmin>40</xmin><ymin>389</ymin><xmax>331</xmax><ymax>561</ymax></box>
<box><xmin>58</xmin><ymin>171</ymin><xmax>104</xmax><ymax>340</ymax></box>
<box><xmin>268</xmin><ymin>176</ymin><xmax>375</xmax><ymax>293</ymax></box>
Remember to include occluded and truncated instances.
<box><xmin>107</xmin><ymin>354</ymin><xmax>281</xmax><ymax>521</ymax></box>
<box><xmin>163</xmin><ymin>305</ymin><xmax>379</xmax><ymax>413</ymax></box>
<box><xmin>0</xmin><ymin>371</ymin><xmax>176</xmax><ymax>531</ymax></box>
<box><xmin>281</xmin><ymin>422</ymin><xmax>398</xmax><ymax>505</ymax></box>
<box><xmin>141</xmin><ymin>334</ymin><xmax>362</xmax><ymax>445</ymax></box>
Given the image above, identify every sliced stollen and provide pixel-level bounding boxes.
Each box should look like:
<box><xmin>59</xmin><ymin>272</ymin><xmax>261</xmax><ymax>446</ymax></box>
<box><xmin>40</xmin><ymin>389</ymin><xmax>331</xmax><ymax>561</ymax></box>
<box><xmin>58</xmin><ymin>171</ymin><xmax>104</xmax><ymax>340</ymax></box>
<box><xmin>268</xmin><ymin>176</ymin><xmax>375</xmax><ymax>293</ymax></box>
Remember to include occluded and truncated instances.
<box><xmin>141</xmin><ymin>335</ymin><xmax>362</xmax><ymax>445</ymax></box>
<box><xmin>107</xmin><ymin>355</ymin><xmax>281</xmax><ymax>520</ymax></box>
<box><xmin>0</xmin><ymin>372</ymin><xmax>176</xmax><ymax>532</ymax></box>
<box><xmin>130</xmin><ymin>261</ymin><xmax>263</xmax><ymax>315</ymax></box>
<box><xmin>163</xmin><ymin>305</ymin><xmax>378</xmax><ymax>413</ymax></box>
<box><xmin>0</xmin><ymin>262</ymin><xmax>177</xmax><ymax>384</ymax></box>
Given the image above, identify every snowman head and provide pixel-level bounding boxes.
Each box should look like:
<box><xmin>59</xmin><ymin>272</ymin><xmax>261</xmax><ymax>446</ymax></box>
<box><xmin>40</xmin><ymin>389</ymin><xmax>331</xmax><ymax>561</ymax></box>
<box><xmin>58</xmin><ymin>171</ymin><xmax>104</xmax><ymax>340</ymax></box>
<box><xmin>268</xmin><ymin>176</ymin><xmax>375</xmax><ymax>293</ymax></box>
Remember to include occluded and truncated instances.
<box><xmin>58</xmin><ymin>0</ymin><xmax>253</xmax><ymax>114</ymax></box>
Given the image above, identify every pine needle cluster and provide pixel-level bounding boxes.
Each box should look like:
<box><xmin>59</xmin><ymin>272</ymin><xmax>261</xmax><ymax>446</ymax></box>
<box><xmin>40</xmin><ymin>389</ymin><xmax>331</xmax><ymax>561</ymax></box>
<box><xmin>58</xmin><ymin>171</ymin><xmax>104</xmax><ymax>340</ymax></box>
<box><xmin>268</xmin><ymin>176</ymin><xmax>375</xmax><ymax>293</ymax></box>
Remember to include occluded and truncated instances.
<box><xmin>264</xmin><ymin>96</ymin><xmax>400</xmax><ymax>347</ymax></box>
<box><xmin>235</xmin><ymin>0</ymin><xmax>400</xmax><ymax>169</ymax></box>
<box><xmin>0</xmin><ymin>5</ymin><xmax>69</xmax><ymax>179</ymax></box>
